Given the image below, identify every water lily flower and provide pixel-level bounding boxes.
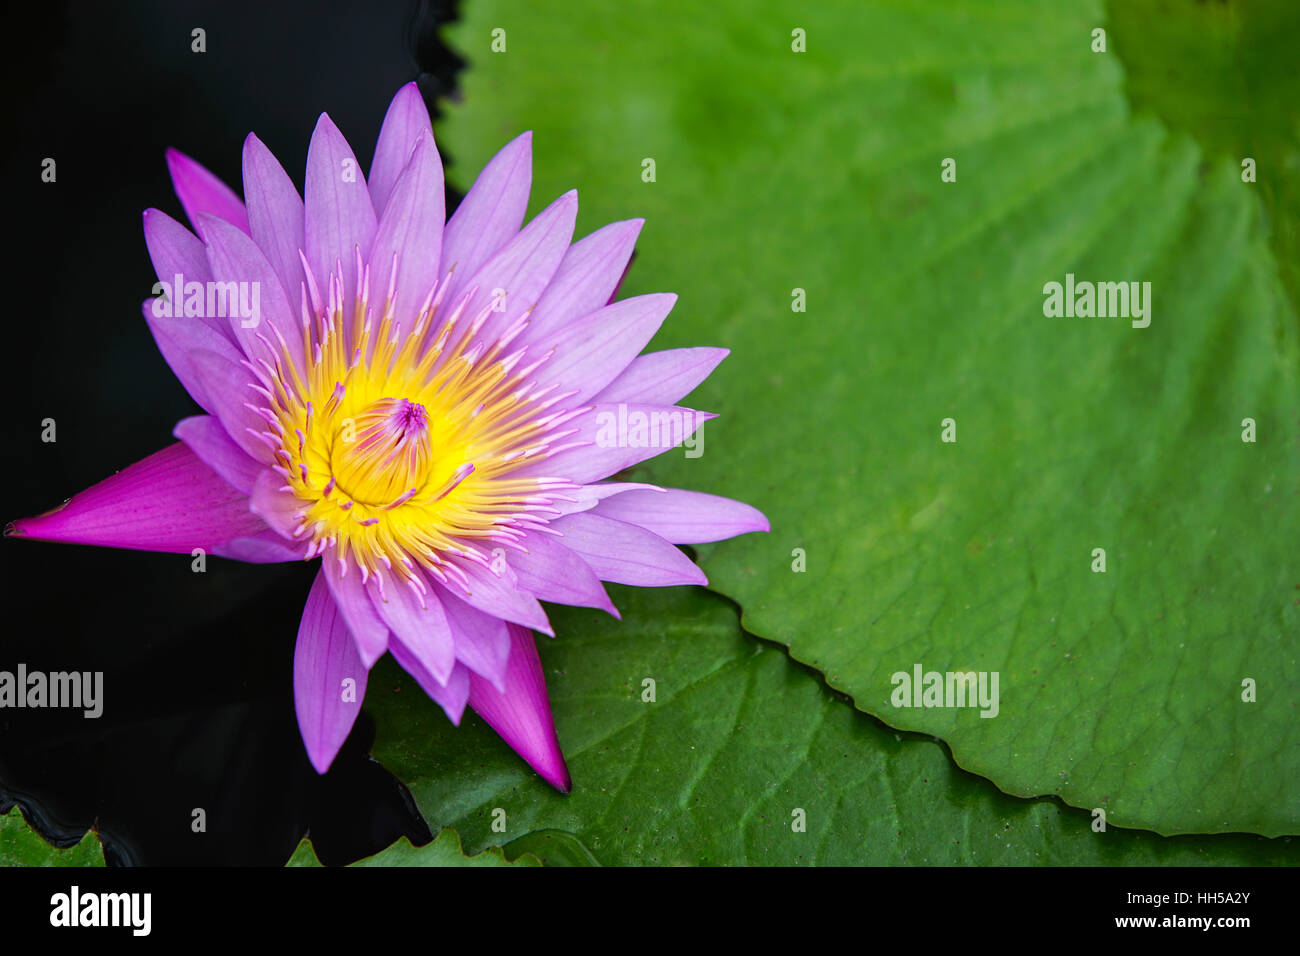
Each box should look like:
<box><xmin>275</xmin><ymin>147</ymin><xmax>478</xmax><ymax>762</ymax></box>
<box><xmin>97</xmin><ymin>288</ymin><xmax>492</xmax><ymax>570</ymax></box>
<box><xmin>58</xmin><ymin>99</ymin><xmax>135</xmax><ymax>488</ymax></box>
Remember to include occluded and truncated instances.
<box><xmin>8</xmin><ymin>84</ymin><xmax>768</xmax><ymax>792</ymax></box>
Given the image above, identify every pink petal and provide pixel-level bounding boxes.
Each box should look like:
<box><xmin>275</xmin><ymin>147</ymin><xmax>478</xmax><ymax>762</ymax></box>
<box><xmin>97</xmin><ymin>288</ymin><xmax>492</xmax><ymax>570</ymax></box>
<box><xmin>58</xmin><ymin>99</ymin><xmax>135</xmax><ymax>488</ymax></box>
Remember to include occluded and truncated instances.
<box><xmin>591</xmin><ymin>488</ymin><xmax>770</xmax><ymax>544</ymax></box>
<box><xmin>592</xmin><ymin>347</ymin><xmax>729</xmax><ymax>407</ymax></box>
<box><xmin>367</xmin><ymin>131</ymin><xmax>444</xmax><ymax>330</ymax></box>
<box><xmin>304</xmin><ymin>112</ymin><xmax>377</xmax><ymax>332</ymax></box>
<box><xmin>242</xmin><ymin>133</ymin><xmax>307</xmax><ymax>311</ymax></box>
<box><xmin>7</xmin><ymin>442</ymin><xmax>266</xmax><ymax>553</ymax></box>
<box><xmin>468</xmin><ymin>623</ymin><xmax>571</xmax><ymax>793</ymax></box>
<box><xmin>521</xmin><ymin>218</ymin><xmax>643</xmax><ymax>344</ymax></box>
<box><xmin>508</xmin><ymin>532</ymin><xmax>619</xmax><ymax>618</ymax></box>
<box><xmin>173</xmin><ymin>414</ymin><xmax>263</xmax><ymax>495</ymax></box>
<box><xmin>365</xmin><ymin>573</ymin><xmax>456</xmax><ymax>685</ymax></box>
<box><xmin>549</xmin><ymin>512</ymin><xmax>707</xmax><ymax>587</ymax></box>
<box><xmin>513</xmin><ymin>403</ymin><xmax>715</xmax><ymax>485</ymax></box>
<box><xmin>295</xmin><ymin>569</ymin><xmax>370</xmax><ymax>774</ymax></box>
<box><xmin>368</xmin><ymin>81</ymin><xmax>434</xmax><ymax>218</ymax></box>
<box><xmin>440</xmin><ymin>131</ymin><xmax>532</xmax><ymax>300</ymax></box>
<box><xmin>389</xmin><ymin>648</ymin><xmax>470</xmax><ymax>726</ymax></box>
<box><xmin>525</xmin><ymin>293</ymin><xmax>676</xmax><ymax>404</ymax></box>
<box><xmin>165</xmin><ymin>148</ymin><xmax>249</xmax><ymax>239</ymax></box>
<box><xmin>322</xmin><ymin>554</ymin><xmax>390</xmax><ymax>668</ymax></box>
<box><xmin>198</xmin><ymin>213</ymin><xmax>303</xmax><ymax>373</ymax></box>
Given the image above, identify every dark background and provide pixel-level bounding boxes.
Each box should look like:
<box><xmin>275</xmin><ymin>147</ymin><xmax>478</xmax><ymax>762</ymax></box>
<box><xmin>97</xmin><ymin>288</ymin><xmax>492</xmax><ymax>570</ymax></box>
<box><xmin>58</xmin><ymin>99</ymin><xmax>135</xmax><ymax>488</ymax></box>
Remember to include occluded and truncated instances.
<box><xmin>0</xmin><ymin>0</ymin><xmax>470</xmax><ymax>865</ymax></box>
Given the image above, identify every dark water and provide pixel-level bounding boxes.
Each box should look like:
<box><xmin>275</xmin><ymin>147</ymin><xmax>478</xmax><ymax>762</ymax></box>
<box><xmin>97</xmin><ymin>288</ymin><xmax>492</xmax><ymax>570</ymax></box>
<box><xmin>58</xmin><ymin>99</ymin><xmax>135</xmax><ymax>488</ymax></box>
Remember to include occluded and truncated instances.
<box><xmin>0</xmin><ymin>0</ymin><xmax>465</xmax><ymax>866</ymax></box>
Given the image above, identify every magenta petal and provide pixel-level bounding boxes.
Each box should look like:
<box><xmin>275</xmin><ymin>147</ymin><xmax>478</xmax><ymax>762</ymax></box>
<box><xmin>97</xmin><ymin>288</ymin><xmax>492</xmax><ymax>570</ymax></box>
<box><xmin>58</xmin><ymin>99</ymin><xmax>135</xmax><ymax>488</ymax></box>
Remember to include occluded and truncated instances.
<box><xmin>295</xmin><ymin>569</ymin><xmax>370</xmax><ymax>774</ymax></box>
<box><xmin>522</xmin><ymin>218</ymin><xmax>644</xmax><ymax>344</ymax></box>
<box><xmin>173</xmin><ymin>414</ymin><xmax>263</xmax><ymax>495</ymax></box>
<box><xmin>437</xmin><ymin>585</ymin><xmax>513</xmax><ymax>692</ymax></box>
<box><xmin>390</xmin><ymin>647</ymin><xmax>470</xmax><ymax>726</ymax></box>
<box><xmin>592</xmin><ymin>347</ymin><xmax>729</xmax><ymax>407</ymax></box>
<box><xmin>509</xmin><ymin>532</ymin><xmax>619</xmax><ymax>619</ymax></box>
<box><xmin>368</xmin><ymin>131</ymin><xmax>444</xmax><ymax>330</ymax></box>
<box><xmin>591</xmin><ymin>488</ymin><xmax>770</xmax><ymax>544</ymax></box>
<box><xmin>514</xmin><ymin>403</ymin><xmax>716</xmax><ymax>485</ymax></box>
<box><xmin>242</xmin><ymin>133</ymin><xmax>307</xmax><ymax>310</ymax></box>
<box><xmin>198</xmin><ymin>213</ymin><xmax>303</xmax><ymax>373</ymax></box>
<box><xmin>467</xmin><ymin>623</ymin><xmax>571</xmax><ymax>792</ymax></box>
<box><xmin>440</xmin><ymin>131</ymin><xmax>532</xmax><ymax>297</ymax></box>
<box><xmin>164</xmin><ymin>148</ymin><xmax>249</xmax><ymax>239</ymax></box>
<box><xmin>368</xmin><ymin>81</ymin><xmax>434</xmax><ymax>218</ymax></box>
<box><xmin>525</xmin><ymin>293</ymin><xmax>676</xmax><ymax>404</ymax></box>
<box><xmin>304</xmin><ymin>113</ymin><xmax>377</xmax><ymax>332</ymax></box>
<box><xmin>8</xmin><ymin>442</ymin><xmax>265</xmax><ymax>553</ymax></box>
<box><xmin>550</xmin><ymin>512</ymin><xmax>707</xmax><ymax>587</ymax></box>
<box><xmin>365</xmin><ymin>574</ymin><xmax>455</xmax><ymax>684</ymax></box>
<box><xmin>322</xmin><ymin>555</ymin><xmax>389</xmax><ymax>667</ymax></box>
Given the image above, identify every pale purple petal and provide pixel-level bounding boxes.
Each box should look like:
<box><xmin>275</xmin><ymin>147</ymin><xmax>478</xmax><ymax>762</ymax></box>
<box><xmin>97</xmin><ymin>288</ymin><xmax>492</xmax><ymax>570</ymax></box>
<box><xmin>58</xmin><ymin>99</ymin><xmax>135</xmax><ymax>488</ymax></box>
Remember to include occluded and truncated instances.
<box><xmin>322</xmin><ymin>555</ymin><xmax>390</xmax><ymax>667</ymax></box>
<box><xmin>590</xmin><ymin>487</ymin><xmax>769</xmax><ymax>543</ymax></box>
<box><xmin>7</xmin><ymin>442</ymin><xmax>266</xmax><ymax>553</ymax></box>
<box><xmin>437</xmin><ymin>587</ymin><xmax>512</xmax><ymax>693</ymax></box>
<box><xmin>367</xmin><ymin>131</ymin><xmax>444</xmax><ymax>329</ymax></box>
<box><xmin>525</xmin><ymin>293</ymin><xmax>676</xmax><ymax>403</ymax></box>
<box><xmin>365</xmin><ymin>575</ymin><xmax>455</xmax><ymax>685</ymax></box>
<box><xmin>304</xmin><ymin>112</ymin><xmax>377</xmax><ymax>331</ymax></box>
<box><xmin>550</xmin><ymin>512</ymin><xmax>707</xmax><ymax>587</ymax></box>
<box><xmin>212</xmin><ymin>529</ymin><xmax>308</xmax><ymax>563</ymax></box>
<box><xmin>187</xmin><ymin>349</ymin><xmax>276</xmax><ymax>464</ymax></box>
<box><xmin>249</xmin><ymin>469</ymin><xmax>304</xmax><ymax>541</ymax></box>
<box><xmin>468</xmin><ymin>623</ymin><xmax>570</xmax><ymax>792</ymax></box>
<box><xmin>592</xmin><ymin>347</ymin><xmax>729</xmax><ymax>407</ymax></box>
<box><xmin>508</xmin><ymin>532</ymin><xmax>619</xmax><ymax>618</ymax></box>
<box><xmin>295</xmin><ymin>569</ymin><xmax>369</xmax><ymax>774</ymax></box>
<box><xmin>513</xmin><ymin>403</ymin><xmax>715</xmax><ymax>485</ymax></box>
<box><xmin>173</xmin><ymin>414</ymin><xmax>263</xmax><ymax>495</ymax></box>
<box><xmin>440</xmin><ymin>131</ymin><xmax>531</xmax><ymax>299</ymax></box>
<box><xmin>449</xmin><ymin>190</ymin><xmax>577</xmax><ymax>349</ymax></box>
<box><xmin>389</xmin><ymin>647</ymin><xmax>470</xmax><ymax>726</ymax></box>
<box><xmin>142</xmin><ymin>298</ymin><xmax>244</xmax><ymax>415</ymax></box>
<box><xmin>521</xmin><ymin>218</ymin><xmax>643</xmax><ymax>343</ymax></box>
<box><xmin>165</xmin><ymin>148</ymin><xmax>249</xmax><ymax>239</ymax></box>
<box><xmin>198</xmin><ymin>213</ymin><xmax>303</xmax><ymax>372</ymax></box>
<box><xmin>242</xmin><ymin>133</ymin><xmax>307</xmax><ymax>310</ymax></box>
<box><xmin>444</xmin><ymin>558</ymin><xmax>553</xmax><ymax>636</ymax></box>
<box><xmin>552</xmin><ymin>481</ymin><xmax>664</xmax><ymax>518</ymax></box>
<box><xmin>368</xmin><ymin>81</ymin><xmax>434</xmax><ymax>218</ymax></box>
<box><xmin>142</xmin><ymin>208</ymin><xmax>235</xmax><ymax>344</ymax></box>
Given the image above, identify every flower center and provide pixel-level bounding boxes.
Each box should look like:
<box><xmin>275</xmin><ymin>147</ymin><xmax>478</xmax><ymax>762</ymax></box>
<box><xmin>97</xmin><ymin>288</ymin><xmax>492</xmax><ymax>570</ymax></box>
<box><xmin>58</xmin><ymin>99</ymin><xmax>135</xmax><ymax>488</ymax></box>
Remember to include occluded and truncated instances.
<box><xmin>330</xmin><ymin>397</ymin><xmax>433</xmax><ymax>507</ymax></box>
